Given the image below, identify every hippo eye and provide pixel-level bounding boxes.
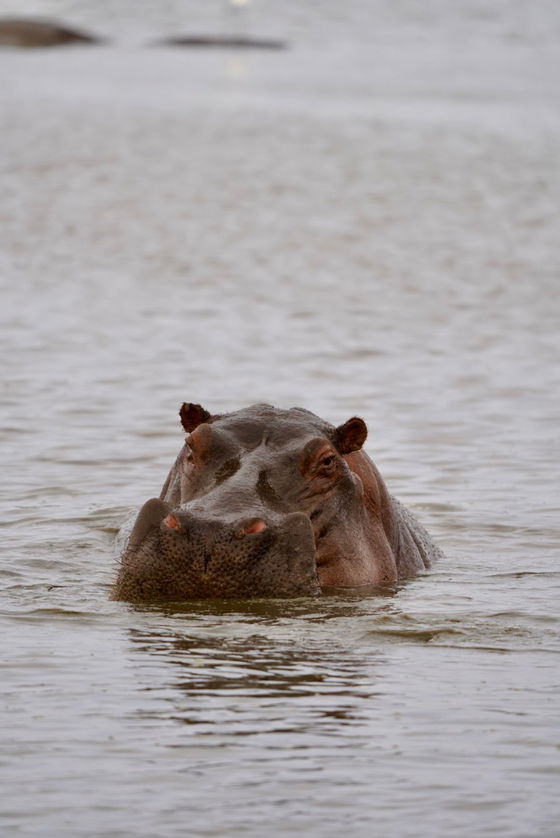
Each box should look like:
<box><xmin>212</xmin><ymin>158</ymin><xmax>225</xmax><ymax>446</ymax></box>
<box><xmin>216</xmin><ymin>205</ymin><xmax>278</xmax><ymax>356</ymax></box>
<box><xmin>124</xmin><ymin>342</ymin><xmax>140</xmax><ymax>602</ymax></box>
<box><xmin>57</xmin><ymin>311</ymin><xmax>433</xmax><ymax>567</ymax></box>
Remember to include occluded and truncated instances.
<box><xmin>318</xmin><ymin>454</ymin><xmax>336</xmax><ymax>473</ymax></box>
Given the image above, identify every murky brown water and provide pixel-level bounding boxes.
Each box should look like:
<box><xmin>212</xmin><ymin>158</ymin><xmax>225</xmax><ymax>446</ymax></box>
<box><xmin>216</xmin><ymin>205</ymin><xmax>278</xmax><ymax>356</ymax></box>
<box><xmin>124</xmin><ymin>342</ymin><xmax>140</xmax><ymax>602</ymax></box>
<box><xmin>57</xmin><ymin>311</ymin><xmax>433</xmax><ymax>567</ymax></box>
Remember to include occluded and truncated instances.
<box><xmin>1</xmin><ymin>2</ymin><xmax>559</xmax><ymax>836</ymax></box>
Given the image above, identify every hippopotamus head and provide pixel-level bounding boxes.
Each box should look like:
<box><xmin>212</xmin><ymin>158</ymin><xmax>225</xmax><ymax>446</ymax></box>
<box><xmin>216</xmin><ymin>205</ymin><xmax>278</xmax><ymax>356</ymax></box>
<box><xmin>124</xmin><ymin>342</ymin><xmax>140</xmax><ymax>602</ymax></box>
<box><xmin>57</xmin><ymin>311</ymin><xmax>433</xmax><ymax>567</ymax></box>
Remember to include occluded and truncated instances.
<box><xmin>115</xmin><ymin>403</ymin><xmax>370</xmax><ymax>601</ymax></box>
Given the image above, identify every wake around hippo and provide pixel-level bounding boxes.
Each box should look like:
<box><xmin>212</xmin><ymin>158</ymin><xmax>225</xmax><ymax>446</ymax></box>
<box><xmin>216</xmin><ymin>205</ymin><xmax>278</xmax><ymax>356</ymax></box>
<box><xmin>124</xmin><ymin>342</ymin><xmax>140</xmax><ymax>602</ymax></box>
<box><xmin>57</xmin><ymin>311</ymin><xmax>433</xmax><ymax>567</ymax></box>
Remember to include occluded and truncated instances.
<box><xmin>114</xmin><ymin>403</ymin><xmax>443</xmax><ymax>601</ymax></box>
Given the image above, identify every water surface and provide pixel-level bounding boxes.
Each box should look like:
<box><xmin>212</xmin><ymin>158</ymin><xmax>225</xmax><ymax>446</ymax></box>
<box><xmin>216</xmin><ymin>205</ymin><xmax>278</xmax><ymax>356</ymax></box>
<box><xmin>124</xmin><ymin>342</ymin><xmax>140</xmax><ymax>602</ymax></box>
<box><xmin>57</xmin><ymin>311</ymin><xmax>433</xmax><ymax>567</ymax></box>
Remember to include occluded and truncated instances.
<box><xmin>1</xmin><ymin>2</ymin><xmax>559</xmax><ymax>836</ymax></box>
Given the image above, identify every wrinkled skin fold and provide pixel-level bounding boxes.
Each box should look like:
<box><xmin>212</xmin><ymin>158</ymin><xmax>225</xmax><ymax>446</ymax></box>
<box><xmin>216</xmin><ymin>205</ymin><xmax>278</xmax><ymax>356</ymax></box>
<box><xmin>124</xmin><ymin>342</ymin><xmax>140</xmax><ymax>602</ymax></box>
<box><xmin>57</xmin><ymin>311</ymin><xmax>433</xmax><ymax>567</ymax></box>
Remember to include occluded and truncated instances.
<box><xmin>114</xmin><ymin>403</ymin><xmax>443</xmax><ymax>601</ymax></box>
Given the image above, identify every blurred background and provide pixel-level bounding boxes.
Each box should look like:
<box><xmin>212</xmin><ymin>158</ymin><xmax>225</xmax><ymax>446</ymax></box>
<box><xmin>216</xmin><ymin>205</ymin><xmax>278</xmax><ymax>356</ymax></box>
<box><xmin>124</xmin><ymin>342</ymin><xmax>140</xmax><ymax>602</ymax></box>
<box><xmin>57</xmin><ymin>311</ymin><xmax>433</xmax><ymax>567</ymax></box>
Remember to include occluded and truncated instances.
<box><xmin>1</xmin><ymin>2</ymin><xmax>559</xmax><ymax>837</ymax></box>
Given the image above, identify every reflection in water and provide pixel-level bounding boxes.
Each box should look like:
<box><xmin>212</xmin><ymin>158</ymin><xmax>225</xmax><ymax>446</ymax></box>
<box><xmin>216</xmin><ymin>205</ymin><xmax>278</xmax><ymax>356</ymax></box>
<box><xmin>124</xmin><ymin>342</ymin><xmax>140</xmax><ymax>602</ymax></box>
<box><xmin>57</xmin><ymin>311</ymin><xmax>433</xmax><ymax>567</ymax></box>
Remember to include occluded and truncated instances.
<box><xmin>128</xmin><ymin>597</ymin><xmax>387</xmax><ymax>738</ymax></box>
<box><xmin>116</xmin><ymin>588</ymin><xmax>560</xmax><ymax>838</ymax></box>
<box><xmin>131</xmin><ymin>629</ymin><xmax>379</xmax><ymax>733</ymax></box>
<box><xmin>119</xmin><ymin>598</ymin><xmax>392</xmax><ymax>838</ymax></box>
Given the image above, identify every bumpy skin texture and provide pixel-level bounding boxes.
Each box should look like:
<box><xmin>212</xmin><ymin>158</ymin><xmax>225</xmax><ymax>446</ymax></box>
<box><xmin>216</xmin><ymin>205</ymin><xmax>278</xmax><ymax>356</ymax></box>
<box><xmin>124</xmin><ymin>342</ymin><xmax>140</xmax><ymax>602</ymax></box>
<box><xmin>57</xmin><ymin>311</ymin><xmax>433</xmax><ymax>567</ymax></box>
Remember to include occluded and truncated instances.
<box><xmin>116</xmin><ymin>499</ymin><xmax>320</xmax><ymax>600</ymax></box>
<box><xmin>114</xmin><ymin>403</ymin><xmax>443</xmax><ymax>601</ymax></box>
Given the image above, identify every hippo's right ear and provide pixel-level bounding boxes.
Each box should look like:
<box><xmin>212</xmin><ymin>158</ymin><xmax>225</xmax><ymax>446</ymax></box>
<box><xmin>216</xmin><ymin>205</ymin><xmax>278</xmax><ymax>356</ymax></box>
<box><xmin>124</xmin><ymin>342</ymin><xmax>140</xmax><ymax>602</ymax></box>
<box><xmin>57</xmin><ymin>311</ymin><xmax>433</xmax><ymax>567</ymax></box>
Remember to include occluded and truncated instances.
<box><xmin>179</xmin><ymin>403</ymin><xmax>212</xmax><ymax>432</ymax></box>
<box><xmin>333</xmin><ymin>417</ymin><xmax>368</xmax><ymax>454</ymax></box>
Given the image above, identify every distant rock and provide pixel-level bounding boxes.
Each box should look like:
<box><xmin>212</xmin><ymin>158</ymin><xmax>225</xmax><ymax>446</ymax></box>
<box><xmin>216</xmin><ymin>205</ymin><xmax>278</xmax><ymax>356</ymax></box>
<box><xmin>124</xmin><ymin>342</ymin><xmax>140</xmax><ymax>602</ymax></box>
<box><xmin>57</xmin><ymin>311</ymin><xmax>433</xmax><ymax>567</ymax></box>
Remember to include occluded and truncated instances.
<box><xmin>152</xmin><ymin>35</ymin><xmax>287</xmax><ymax>51</ymax></box>
<box><xmin>0</xmin><ymin>18</ymin><xmax>103</xmax><ymax>48</ymax></box>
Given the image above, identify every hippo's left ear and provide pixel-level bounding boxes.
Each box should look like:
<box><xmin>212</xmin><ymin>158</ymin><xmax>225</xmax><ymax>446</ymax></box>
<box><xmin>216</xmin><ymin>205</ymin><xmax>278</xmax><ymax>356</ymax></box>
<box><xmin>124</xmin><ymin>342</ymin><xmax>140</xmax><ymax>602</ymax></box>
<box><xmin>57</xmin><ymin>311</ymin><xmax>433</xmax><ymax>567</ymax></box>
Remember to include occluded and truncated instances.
<box><xmin>179</xmin><ymin>402</ymin><xmax>212</xmax><ymax>433</ymax></box>
<box><xmin>333</xmin><ymin>417</ymin><xmax>368</xmax><ymax>454</ymax></box>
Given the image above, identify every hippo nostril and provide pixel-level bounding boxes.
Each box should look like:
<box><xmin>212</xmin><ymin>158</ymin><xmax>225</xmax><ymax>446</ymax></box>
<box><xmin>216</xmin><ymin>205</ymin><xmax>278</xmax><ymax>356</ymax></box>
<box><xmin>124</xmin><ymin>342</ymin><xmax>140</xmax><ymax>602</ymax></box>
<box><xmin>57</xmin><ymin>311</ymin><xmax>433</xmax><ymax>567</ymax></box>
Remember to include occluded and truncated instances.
<box><xmin>163</xmin><ymin>513</ymin><xmax>182</xmax><ymax>532</ymax></box>
<box><xmin>234</xmin><ymin>518</ymin><xmax>268</xmax><ymax>538</ymax></box>
<box><xmin>245</xmin><ymin>519</ymin><xmax>267</xmax><ymax>534</ymax></box>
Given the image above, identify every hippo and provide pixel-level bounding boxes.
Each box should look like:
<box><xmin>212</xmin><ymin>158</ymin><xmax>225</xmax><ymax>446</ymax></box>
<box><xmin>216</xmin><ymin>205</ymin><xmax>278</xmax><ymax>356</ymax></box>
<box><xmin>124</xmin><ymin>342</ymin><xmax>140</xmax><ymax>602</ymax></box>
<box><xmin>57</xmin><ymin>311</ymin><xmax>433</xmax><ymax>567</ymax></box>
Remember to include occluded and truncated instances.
<box><xmin>0</xmin><ymin>18</ymin><xmax>102</xmax><ymax>48</ymax></box>
<box><xmin>152</xmin><ymin>35</ymin><xmax>287</xmax><ymax>50</ymax></box>
<box><xmin>114</xmin><ymin>403</ymin><xmax>443</xmax><ymax>601</ymax></box>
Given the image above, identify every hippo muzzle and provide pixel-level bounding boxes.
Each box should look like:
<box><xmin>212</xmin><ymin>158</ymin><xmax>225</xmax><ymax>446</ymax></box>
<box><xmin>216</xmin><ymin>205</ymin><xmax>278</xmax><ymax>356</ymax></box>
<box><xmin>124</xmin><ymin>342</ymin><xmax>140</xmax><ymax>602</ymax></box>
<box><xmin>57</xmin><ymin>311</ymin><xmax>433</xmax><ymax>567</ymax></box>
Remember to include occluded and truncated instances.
<box><xmin>115</xmin><ymin>498</ymin><xmax>321</xmax><ymax>601</ymax></box>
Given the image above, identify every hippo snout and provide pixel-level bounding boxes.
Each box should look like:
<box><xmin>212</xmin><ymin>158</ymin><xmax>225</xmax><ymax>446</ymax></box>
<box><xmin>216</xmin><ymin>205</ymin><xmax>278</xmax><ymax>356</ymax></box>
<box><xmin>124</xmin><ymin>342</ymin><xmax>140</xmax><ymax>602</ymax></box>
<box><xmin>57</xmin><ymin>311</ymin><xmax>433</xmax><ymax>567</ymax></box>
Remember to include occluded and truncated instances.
<box><xmin>161</xmin><ymin>509</ymin><xmax>269</xmax><ymax>540</ymax></box>
<box><xmin>114</xmin><ymin>500</ymin><xmax>320</xmax><ymax>601</ymax></box>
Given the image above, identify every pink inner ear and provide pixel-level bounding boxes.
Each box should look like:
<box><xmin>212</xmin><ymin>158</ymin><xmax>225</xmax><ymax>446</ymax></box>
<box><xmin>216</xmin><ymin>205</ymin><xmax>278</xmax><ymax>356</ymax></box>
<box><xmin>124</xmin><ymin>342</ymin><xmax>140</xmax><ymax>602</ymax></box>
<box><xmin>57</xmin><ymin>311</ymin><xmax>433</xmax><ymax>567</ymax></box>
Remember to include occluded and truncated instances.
<box><xmin>179</xmin><ymin>402</ymin><xmax>211</xmax><ymax>433</ymax></box>
<box><xmin>335</xmin><ymin>416</ymin><xmax>367</xmax><ymax>454</ymax></box>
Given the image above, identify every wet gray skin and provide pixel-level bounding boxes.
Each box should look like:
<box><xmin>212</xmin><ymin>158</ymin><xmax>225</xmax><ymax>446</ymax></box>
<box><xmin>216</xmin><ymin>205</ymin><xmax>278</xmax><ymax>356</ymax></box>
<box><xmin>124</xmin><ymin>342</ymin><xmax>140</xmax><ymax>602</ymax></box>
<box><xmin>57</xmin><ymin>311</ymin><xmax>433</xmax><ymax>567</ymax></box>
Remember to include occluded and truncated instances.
<box><xmin>115</xmin><ymin>403</ymin><xmax>442</xmax><ymax>601</ymax></box>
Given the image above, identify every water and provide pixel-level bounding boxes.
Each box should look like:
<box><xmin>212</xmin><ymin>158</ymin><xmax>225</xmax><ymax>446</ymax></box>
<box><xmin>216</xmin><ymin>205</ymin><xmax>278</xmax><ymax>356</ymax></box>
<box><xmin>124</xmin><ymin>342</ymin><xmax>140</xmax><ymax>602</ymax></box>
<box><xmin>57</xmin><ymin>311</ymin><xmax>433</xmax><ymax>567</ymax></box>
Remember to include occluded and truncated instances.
<box><xmin>1</xmin><ymin>2</ymin><xmax>559</xmax><ymax>836</ymax></box>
